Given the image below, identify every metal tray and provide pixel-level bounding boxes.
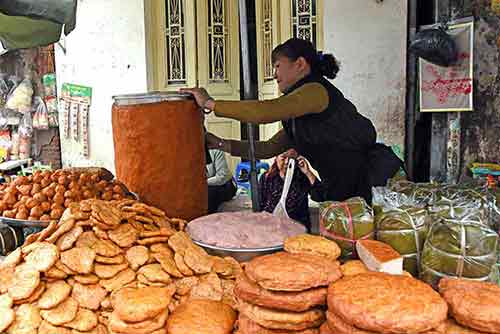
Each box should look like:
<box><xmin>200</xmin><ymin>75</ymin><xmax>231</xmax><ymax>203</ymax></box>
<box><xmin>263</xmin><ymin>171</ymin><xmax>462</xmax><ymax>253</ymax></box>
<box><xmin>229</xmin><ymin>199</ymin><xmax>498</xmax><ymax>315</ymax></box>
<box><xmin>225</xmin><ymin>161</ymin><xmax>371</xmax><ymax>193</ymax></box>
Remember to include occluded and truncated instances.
<box><xmin>192</xmin><ymin>239</ymin><xmax>283</xmax><ymax>263</ymax></box>
<box><xmin>0</xmin><ymin>216</ymin><xmax>49</xmax><ymax>228</ymax></box>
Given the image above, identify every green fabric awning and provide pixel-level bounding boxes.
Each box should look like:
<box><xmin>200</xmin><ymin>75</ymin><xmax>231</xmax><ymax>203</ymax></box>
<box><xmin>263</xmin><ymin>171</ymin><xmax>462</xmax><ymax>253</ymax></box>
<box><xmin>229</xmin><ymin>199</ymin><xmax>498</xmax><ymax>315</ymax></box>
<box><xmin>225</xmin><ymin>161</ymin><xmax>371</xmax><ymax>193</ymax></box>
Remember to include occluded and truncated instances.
<box><xmin>0</xmin><ymin>0</ymin><xmax>76</xmax><ymax>53</ymax></box>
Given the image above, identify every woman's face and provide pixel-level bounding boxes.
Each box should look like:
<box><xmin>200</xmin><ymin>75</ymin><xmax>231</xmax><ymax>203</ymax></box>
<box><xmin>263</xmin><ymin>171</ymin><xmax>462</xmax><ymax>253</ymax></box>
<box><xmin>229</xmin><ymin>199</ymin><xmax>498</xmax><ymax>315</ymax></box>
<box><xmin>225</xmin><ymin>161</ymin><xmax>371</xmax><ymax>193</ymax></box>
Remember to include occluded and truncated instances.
<box><xmin>273</xmin><ymin>56</ymin><xmax>309</xmax><ymax>93</ymax></box>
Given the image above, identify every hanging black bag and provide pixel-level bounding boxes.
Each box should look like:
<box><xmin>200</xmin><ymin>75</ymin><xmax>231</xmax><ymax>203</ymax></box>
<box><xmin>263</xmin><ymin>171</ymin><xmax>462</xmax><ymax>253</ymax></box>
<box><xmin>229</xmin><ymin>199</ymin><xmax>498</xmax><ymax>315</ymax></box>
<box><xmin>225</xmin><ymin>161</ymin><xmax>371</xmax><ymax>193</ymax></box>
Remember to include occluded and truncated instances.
<box><xmin>409</xmin><ymin>27</ymin><xmax>458</xmax><ymax>67</ymax></box>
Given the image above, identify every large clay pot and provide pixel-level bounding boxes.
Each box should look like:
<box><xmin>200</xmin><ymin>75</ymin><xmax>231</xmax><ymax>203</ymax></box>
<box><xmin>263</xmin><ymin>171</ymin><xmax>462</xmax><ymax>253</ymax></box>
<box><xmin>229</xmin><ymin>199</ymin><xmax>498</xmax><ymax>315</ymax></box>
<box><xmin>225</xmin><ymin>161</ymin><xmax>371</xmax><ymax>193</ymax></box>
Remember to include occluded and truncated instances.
<box><xmin>112</xmin><ymin>92</ymin><xmax>207</xmax><ymax>220</ymax></box>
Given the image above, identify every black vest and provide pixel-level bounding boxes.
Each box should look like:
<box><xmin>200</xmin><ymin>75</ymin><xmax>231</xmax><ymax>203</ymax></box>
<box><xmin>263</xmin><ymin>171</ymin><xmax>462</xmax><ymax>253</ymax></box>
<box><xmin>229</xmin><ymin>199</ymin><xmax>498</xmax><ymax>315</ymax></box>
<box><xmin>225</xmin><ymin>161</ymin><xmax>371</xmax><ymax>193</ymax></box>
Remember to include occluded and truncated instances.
<box><xmin>282</xmin><ymin>74</ymin><xmax>377</xmax><ymax>202</ymax></box>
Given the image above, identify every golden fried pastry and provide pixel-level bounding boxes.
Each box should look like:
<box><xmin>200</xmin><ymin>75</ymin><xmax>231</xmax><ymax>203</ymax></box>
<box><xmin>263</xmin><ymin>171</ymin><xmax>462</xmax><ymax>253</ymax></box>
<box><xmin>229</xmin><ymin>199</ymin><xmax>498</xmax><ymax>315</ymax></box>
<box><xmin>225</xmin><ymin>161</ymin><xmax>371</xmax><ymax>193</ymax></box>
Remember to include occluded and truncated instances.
<box><xmin>152</xmin><ymin>252</ymin><xmax>183</xmax><ymax>278</ymax></box>
<box><xmin>235</xmin><ymin>272</ymin><xmax>327</xmax><ymax>312</ymax></box>
<box><xmin>2</xmin><ymin>248</ymin><xmax>22</xmax><ymax>268</ymax></box>
<box><xmin>0</xmin><ymin>307</ymin><xmax>14</xmax><ymax>332</ymax></box>
<box><xmin>112</xmin><ymin>285</ymin><xmax>175</xmax><ymax>323</ymax></box>
<box><xmin>99</xmin><ymin>268</ymin><xmax>136</xmax><ymax>292</ymax></box>
<box><xmin>94</xmin><ymin>263</ymin><xmax>128</xmax><ymax>279</ymax></box>
<box><xmin>74</xmin><ymin>274</ymin><xmax>100</xmax><ymax>285</ymax></box>
<box><xmin>174</xmin><ymin>253</ymin><xmax>194</xmax><ymax>276</ymax></box>
<box><xmin>137</xmin><ymin>264</ymin><xmax>171</xmax><ymax>284</ymax></box>
<box><xmin>246</xmin><ymin>252</ymin><xmax>342</xmax><ymax>291</ymax></box>
<box><xmin>60</xmin><ymin>247</ymin><xmax>96</xmax><ymax>274</ymax></box>
<box><xmin>150</xmin><ymin>243</ymin><xmax>174</xmax><ymax>257</ymax></box>
<box><xmin>212</xmin><ymin>256</ymin><xmax>234</xmax><ymax>276</ymax></box>
<box><xmin>24</xmin><ymin>242</ymin><xmax>59</xmax><ymax>272</ymax></box>
<box><xmin>439</xmin><ymin>278</ymin><xmax>500</xmax><ymax>333</ymax></box>
<box><xmin>0</xmin><ymin>294</ymin><xmax>13</xmax><ymax>309</ymax></box>
<box><xmin>175</xmin><ymin>276</ymin><xmax>199</xmax><ymax>296</ymax></box>
<box><xmin>38</xmin><ymin>280</ymin><xmax>72</xmax><ymax>309</ymax></box>
<box><xmin>14</xmin><ymin>280</ymin><xmax>46</xmax><ymax>304</ymax></box>
<box><xmin>340</xmin><ymin>260</ymin><xmax>369</xmax><ymax>277</ymax></box>
<box><xmin>7</xmin><ymin>303</ymin><xmax>42</xmax><ymax>334</ymax></box>
<box><xmin>8</xmin><ymin>265</ymin><xmax>40</xmax><ymax>301</ymax></box>
<box><xmin>107</xmin><ymin>224</ymin><xmax>138</xmax><ymax>248</ymax></box>
<box><xmin>72</xmin><ymin>283</ymin><xmax>107</xmax><ymax>311</ymax></box>
<box><xmin>76</xmin><ymin>231</ymin><xmax>99</xmax><ymax>249</ymax></box>
<box><xmin>45</xmin><ymin>266</ymin><xmax>68</xmax><ymax>279</ymax></box>
<box><xmin>428</xmin><ymin>319</ymin><xmax>484</xmax><ymax>334</ymax></box>
<box><xmin>168</xmin><ymin>232</ymin><xmax>193</xmax><ymax>255</ymax></box>
<box><xmin>56</xmin><ymin>226</ymin><xmax>84</xmax><ymax>251</ymax></box>
<box><xmin>237</xmin><ymin>314</ymin><xmax>320</xmax><ymax>334</ymax></box>
<box><xmin>40</xmin><ymin>296</ymin><xmax>78</xmax><ymax>326</ymax></box>
<box><xmin>319</xmin><ymin>323</ymin><xmax>334</xmax><ymax>334</ymax></box>
<box><xmin>284</xmin><ymin>234</ymin><xmax>341</xmax><ymax>260</ymax></box>
<box><xmin>328</xmin><ymin>272</ymin><xmax>447</xmax><ymax>334</ymax></box>
<box><xmin>109</xmin><ymin>309</ymin><xmax>168</xmax><ymax>334</ymax></box>
<box><xmin>46</xmin><ymin>219</ymin><xmax>76</xmax><ymax>244</ymax></box>
<box><xmin>327</xmin><ymin>311</ymin><xmax>375</xmax><ymax>334</ymax></box>
<box><xmin>221</xmin><ymin>279</ymin><xmax>237</xmax><ymax>309</ymax></box>
<box><xmin>238</xmin><ymin>300</ymin><xmax>325</xmax><ymax>331</ymax></box>
<box><xmin>0</xmin><ymin>265</ymin><xmax>14</xmax><ymax>293</ymax></box>
<box><xmin>38</xmin><ymin>320</ymin><xmax>72</xmax><ymax>334</ymax></box>
<box><xmin>95</xmin><ymin>254</ymin><xmax>125</xmax><ymax>265</ymax></box>
<box><xmin>184</xmin><ymin>246</ymin><xmax>214</xmax><ymax>274</ymax></box>
<box><xmin>63</xmin><ymin>307</ymin><xmax>98</xmax><ymax>332</ymax></box>
<box><xmin>125</xmin><ymin>246</ymin><xmax>149</xmax><ymax>270</ymax></box>
<box><xmin>167</xmin><ymin>299</ymin><xmax>236</xmax><ymax>334</ymax></box>
<box><xmin>94</xmin><ymin>240</ymin><xmax>122</xmax><ymax>257</ymax></box>
<box><xmin>190</xmin><ymin>272</ymin><xmax>223</xmax><ymax>301</ymax></box>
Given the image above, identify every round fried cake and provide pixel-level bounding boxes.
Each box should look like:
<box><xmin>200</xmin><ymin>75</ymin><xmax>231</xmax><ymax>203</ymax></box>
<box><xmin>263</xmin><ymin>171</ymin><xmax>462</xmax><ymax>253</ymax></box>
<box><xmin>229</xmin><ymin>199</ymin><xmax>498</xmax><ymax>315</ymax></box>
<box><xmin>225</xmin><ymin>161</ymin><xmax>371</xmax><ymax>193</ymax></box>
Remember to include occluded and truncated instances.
<box><xmin>235</xmin><ymin>272</ymin><xmax>326</xmax><ymax>312</ymax></box>
<box><xmin>438</xmin><ymin>278</ymin><xmax>500</xmax><ymax>333</ymax></box>
<box><xmin>319</xmin><ymin>323</ymin><xmax>334</xmax><ymax>334</ymax></box>
<box><xmin>112</xmin><ymin>285</ymin><xmax>175</xmax><ymax>323</ymax></box>
<box><xmin>427</xmin><ymin>319</ymin><xmax>485</xmax><ymax>334</ymax></box>
<box><xmin>237</xmin><ymin>314</ymin><xmax>320</xmax><ymax>334</ymax></box>
<box><xmin>284</xmin><ymin>234</ymin><xmax>341</xmax><ymax>260</ymax></box>
<box><xmin>238</xmin><ymin>300</ymin><xmax>325</xmax><ymax>331</ymax></box>
<box><xmin>340</xmin><ymin>260</ymin><xmax>369</xmax><ymax>277</ymax></box>
<box><xmin>328</xmin><ymin>272</ymin><xmax>447</xmax><ymax>334</ymax></box>
<box><xmin>167</xmin><ymin>299</ymin><xmax>236</xmax><ymax>334</ymax></box>
<box><xmin>245</xmin><ymin>252</ymin><xmax>342</xmax><ymax>291</ymax></box>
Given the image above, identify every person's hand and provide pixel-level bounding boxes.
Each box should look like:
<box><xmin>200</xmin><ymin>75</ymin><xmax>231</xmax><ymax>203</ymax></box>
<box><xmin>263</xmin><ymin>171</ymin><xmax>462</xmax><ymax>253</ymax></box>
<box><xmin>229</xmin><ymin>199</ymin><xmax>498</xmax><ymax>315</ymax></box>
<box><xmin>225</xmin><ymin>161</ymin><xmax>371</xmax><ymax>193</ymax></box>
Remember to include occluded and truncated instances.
<box><xmin>206</xmin><ymin>132</ymin><xmax>229</xmax><ymax>151</ymax></box>
<box><xmin>297</xmin><ymin>156</ymin><xmax>316</xmax><ymax>185</ymax></box>
<box><xmin>179</xmin><ymin>87</ymin><xmax>215</xmax><ymax>111</ymax></box>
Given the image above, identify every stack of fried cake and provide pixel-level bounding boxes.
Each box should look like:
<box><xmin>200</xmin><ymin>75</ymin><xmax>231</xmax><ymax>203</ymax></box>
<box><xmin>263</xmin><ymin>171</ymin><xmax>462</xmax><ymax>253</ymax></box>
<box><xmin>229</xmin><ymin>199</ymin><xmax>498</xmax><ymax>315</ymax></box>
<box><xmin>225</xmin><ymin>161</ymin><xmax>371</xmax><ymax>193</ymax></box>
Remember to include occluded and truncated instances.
<box><xmin>235</xmin><ymin>234</ymin><xmax>343</xmax><ymax>334</ymax></box>
<box><xmin>325</xmin><ymin>272</ymin><xmax>448</xmax><ymax>334</ymax></box>
<box><xmin>437</xmin><ymin>278</ymin><xmax>500</xmax><ymax>334</ymax></box>
<box><xmin>0</xmin><ymin>199</ymin><xmax>240</xmax><ymax>334</ymax></box>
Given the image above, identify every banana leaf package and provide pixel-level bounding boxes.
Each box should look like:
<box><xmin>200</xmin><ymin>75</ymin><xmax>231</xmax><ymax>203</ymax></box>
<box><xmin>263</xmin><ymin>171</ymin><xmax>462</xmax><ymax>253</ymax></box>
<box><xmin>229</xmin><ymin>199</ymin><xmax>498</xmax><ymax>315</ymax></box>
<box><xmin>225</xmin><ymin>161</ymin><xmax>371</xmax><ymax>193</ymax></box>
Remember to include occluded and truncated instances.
<box><xmin>373</xmin><ymin>187</ymin><xmax>430</xmax><ymax>276</ymax></box>
<box><xmin>387</xmin><ymin>180</ymin><xmax>440</xmax><ymax>207</ymax></box>
<box><xmin>420</xmin><ymin>207</ymin><xmax>499</xmax><ymax>289</ymax></box>
<box><xmin>319</xmin><ymin>197</ymin><xmax>374</xmax><ymax>259</ymax></box>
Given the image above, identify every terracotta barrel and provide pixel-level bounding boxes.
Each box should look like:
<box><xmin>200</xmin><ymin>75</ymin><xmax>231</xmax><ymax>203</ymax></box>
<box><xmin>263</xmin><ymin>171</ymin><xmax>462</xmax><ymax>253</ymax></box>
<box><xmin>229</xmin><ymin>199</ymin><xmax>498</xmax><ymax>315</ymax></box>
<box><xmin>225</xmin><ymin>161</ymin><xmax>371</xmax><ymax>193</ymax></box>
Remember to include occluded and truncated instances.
<box><xmin>112</xmin><ymin>92</ymin><xmax>207</xmax><ymax>220</ymax></box>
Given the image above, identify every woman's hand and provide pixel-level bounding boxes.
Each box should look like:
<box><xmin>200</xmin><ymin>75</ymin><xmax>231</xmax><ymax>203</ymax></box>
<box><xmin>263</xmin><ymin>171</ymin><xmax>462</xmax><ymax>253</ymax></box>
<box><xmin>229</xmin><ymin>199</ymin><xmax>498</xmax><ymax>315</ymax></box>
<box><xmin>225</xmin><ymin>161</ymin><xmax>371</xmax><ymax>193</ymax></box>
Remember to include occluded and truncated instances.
<box><xmin>179</xmin><ymin>88</ymin><xmax>215</xmax><ymax>111</ymax></box>
<box><xmin>206</xmin><ymin>132</ymin><xmax>230</xmax><ymax>152</ymax></box>
<box><xmin>297</xmin><ymin>156</ymin><xmax>316</xmax><ymax>185</ymax></box>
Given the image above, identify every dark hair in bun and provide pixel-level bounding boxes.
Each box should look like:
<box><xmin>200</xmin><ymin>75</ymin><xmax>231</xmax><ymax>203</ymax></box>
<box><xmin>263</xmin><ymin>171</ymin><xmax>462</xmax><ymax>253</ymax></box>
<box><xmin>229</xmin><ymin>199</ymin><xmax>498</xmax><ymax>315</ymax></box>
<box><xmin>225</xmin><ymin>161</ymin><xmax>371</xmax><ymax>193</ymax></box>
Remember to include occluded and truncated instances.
<box><xmin>271</xmin><ymin>38</ymin><xmax>340</xmax><ymax>79</ymax></box>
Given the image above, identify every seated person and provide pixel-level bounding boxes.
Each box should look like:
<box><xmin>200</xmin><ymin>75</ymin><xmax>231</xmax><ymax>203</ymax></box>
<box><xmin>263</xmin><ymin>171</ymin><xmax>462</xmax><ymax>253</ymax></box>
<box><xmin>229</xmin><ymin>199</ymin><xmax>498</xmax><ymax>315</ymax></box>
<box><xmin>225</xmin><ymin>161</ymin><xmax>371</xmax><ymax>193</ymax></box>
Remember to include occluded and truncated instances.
<box><xmin>207</xmin><ymin>149</ymin><xmax>237</xmax><ymax>214</ymax></box>
<box><xmin>259</xmin><ymin>149</ymin><xmax>321</xmax><ymax>231</ymax></box>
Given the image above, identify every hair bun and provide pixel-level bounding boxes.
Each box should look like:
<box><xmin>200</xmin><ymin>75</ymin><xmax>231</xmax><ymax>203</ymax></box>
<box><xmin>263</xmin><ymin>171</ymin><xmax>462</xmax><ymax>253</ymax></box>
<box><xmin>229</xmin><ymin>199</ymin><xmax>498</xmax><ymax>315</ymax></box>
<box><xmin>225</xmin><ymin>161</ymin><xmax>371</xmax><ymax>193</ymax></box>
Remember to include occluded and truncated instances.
<box><xmin>319</xmin><ymin>53</ymin><xmax>340</xmax><ymax>80</ymax></box>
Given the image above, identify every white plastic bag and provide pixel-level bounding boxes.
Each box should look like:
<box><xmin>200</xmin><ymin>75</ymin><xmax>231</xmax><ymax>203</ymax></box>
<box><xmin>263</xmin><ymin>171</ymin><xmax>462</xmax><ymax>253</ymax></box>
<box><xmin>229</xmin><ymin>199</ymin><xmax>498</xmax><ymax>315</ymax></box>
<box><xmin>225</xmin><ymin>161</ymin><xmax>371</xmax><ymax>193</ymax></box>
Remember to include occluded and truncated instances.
<box><xmin>5</xmin><ymin>78</ymin><xmax>33</xmax><ymax>111</ymax></box>
<box><xmin>33</xmin><ymin>97</ymin><xmax>49</xmax><ymax>130</ymax></box>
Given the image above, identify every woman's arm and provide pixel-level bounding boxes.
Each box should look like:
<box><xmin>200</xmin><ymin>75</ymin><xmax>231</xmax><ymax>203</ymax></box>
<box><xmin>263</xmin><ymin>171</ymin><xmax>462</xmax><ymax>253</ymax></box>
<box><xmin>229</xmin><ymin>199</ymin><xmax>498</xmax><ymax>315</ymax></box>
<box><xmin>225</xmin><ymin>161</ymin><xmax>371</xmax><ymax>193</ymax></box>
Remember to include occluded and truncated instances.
<box><xmin>182</xmin><ymin>83</ymin><xmax>329</xmax><ymax>124</ymax></box>
<box><xmin>208</xmin><ymin>129</ymin><xmax>293</xmax><ymax>160</ymax></box>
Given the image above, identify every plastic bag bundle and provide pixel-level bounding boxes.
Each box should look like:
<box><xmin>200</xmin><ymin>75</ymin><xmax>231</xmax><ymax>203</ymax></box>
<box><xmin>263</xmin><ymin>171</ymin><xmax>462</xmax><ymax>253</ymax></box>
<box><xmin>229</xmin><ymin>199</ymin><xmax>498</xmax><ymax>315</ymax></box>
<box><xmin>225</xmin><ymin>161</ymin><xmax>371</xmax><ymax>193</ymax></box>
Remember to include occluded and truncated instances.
<box><xmin>32</xmin><ymin>96</ymin><xmax>49</xmax><ymax>130</ymax></box>
<box><xmin>409</xmin><ymin>27</ymin><xmax>458</xmax><ymax>67</ymax></box>
<box><xmin>388</xmin><ymin>180</ymin><xmax>440</xmax><ymax>207</ymax></box>
<box><xmin>5</xmin><ymin>78</ymin><xmax>33</xmax><ymax>111</ymax></box>
<box><xmin>373</xmin><ymin>187</ymin><xmax>430</xmax><ymax>276</ymax></box>
<box><xmin>319</xmin><ymin>197</ymin><xmax>374</xmax><ymax>259</ymax></box>
<box><xmin>420</xmin><ymin>207</ymin><xmax>499</xmax><ymax>289</ymax></box>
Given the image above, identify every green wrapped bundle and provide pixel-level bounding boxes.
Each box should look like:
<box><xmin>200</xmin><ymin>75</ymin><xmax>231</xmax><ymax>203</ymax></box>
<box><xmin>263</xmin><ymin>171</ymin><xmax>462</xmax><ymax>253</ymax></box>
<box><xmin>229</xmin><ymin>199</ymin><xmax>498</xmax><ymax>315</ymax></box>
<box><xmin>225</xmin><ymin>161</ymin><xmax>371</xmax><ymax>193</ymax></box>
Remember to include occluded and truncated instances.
<box><xmin>420</xmin><ymin>208</ymin><xmax>498</xmax><ymax>289</ymax></box>
<box><xmin>388</xmin><ymin>180</ymin><xmax>440</xmax><ymax>207</ymax></box>
<box><xmin>319</xmin><ymin>197</ymin><xmax>374</xmax><ymax>259</ymax></box>
<box><xmin>376</xmin><ymin>206</ymin><xmax>429</xmax><ymax>276</ymax></box>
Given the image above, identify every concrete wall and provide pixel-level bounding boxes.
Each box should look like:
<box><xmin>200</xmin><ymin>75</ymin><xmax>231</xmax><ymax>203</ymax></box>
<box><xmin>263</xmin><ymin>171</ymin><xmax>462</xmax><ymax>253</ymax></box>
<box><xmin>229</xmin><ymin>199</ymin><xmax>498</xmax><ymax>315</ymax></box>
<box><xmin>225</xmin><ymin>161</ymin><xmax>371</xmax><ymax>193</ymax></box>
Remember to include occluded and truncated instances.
<box><xmin>323</xmin><ymin>0</ymin><xmax>408</xmax><ymax>152</ymax></box>
<box><xmin>55</xmin><ymin>0</ymin><xmax>148</xmax><ymax>172</ymax></box>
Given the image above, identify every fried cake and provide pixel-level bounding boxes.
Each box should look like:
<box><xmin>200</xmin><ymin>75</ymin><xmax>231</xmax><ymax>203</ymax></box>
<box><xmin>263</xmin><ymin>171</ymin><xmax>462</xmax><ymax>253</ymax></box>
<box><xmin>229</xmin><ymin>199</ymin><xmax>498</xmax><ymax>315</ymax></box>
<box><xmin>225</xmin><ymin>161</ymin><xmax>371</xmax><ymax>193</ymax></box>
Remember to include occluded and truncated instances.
<box><xmin>284</xmin><ymin>234</ymin><xmax>341</xmax><ymax>260</ymax></box>
<box><xmin>328</xmin><ymin>272</ymin><xmax>447</xmax><ymax>334</ymax></box>
<box><xmin>245</xmin><ymin>252</ymin><xmax>342</xmax><ymax>291</ymax></box>
<box><xmin>237</xmin><ymin>314</ymin><xmax>320</xmax><ymax>334</ymax></box>
<box><xmin>235</xmin><ymin>272</ymin><xmax>327</xmax><ymax>312</ymax></box>
<box><xmin>439</xmin><ymin>278</ymin><xmax>500</xmax><ymax>333</ymax></box>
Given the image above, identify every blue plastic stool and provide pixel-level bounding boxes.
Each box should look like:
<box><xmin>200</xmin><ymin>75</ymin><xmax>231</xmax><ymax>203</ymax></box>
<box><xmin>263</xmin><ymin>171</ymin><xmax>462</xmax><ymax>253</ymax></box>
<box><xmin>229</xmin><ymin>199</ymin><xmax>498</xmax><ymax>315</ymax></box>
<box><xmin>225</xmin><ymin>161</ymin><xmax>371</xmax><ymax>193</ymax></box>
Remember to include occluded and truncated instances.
<box><xmin>235</xmin><ymin>161</ymin><xmax>270</xmax><ymax>190</ymax></box>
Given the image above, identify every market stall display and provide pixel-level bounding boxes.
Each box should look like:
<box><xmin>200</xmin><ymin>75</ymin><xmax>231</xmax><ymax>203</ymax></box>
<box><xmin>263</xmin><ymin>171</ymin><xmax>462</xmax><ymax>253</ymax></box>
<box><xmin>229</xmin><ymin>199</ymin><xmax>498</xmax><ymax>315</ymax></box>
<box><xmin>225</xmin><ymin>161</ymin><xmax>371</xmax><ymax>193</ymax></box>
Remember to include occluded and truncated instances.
<box><xmin>234</xmin><ymin>235</ymin><xmax>342</xmax><ymax>333</ymax></box>
<box><xmin>439</xmin><ymin>278</ymin><xmax>500</xmax><ymax>333</ymax></box>
<box><xmin>0</xmin><ymin>198</ymin><xmax>240</xmax><ymax>333</ymax></box>
<box><xmin>319</xmin><ymin>197</ymin><xmax>374</xmax><ymax>259</ymax></box>
<box><xmin>326</xmin><ymin>272</ymin><xmax>448</xmax><ymax>334</ymax></box>
<box><xmin>420</xmin><ymin>207</ymin><xmax>499</xmax><ymax>289</ymax></box>
<box><xmin>0</xmin><ymin>168</ymin><xmax>130</xmax><ymax>223</ymax></box>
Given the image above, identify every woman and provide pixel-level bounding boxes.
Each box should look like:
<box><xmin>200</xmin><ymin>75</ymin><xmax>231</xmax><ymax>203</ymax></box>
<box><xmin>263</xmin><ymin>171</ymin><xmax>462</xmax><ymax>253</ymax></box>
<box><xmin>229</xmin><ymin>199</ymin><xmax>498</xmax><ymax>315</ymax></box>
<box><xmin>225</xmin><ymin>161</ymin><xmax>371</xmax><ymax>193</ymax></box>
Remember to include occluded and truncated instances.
<box><xmin>259</xmin><ymin>149</ymin><xmax>320</xmax><ymax>231</ymax></box>
<box><xmin>206</xmin><ymin>148</ymin><xmax>237</xmax><ymax>214</ymax></box>
<box><xmin>182</xmin><ymin>38</ymin><xmax>381</xmax><ymax>203</ymax></box>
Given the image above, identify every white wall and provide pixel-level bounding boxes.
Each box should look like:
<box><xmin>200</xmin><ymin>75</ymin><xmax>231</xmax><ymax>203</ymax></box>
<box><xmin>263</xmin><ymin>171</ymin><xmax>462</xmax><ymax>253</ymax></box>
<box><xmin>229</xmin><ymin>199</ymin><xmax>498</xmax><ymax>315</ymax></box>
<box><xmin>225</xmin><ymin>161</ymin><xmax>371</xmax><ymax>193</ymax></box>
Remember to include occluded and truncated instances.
<box><xmin>324</xmin><ymin>0</ymin><xmax>407</xmax><ymax>152</ymax></box>
<box><xmin>55</xmin><ymin>0</ymin><xmax>149</xmax><ymax>172</ymax></box>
